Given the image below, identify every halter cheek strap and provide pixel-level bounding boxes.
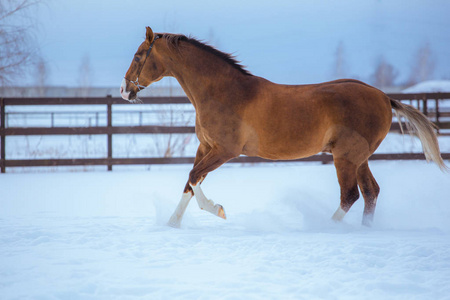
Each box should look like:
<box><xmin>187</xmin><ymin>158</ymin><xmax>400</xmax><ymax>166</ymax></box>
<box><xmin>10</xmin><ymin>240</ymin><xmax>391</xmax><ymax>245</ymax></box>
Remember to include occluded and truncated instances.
<box><xmin>125</xmin><ymin>36</ymin><xmax>160</xmax><ymax>91</ymax></box>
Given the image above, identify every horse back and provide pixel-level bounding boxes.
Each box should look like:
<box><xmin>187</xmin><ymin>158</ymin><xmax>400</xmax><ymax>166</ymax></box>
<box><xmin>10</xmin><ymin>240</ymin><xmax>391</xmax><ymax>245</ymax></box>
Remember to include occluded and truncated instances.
<box><xmin>241</xmin><ymin>78</ymin><xmax>392</xmax><ymax>160</ymax></box>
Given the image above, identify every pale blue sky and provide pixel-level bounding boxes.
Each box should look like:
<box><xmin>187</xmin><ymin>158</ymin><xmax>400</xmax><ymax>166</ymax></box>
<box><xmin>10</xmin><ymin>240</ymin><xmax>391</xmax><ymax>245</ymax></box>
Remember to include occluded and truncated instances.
<box><xmin>33</xmin><ymin>0</ymin><xmax>450</xmax><ymax>87</ymax></box>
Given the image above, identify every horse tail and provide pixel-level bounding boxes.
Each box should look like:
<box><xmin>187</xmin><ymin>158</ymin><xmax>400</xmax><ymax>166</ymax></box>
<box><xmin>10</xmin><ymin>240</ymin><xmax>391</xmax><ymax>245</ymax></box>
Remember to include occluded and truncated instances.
<box><xmin>390</xmin><ymin>98</ymin><xmax>448</xmax><ymax>172</ymax></box>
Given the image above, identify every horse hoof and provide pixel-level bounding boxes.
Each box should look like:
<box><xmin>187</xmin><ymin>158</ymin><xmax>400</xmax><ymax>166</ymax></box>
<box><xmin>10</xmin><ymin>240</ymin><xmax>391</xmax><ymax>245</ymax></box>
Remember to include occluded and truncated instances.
<box><xmin>217</xmin><ymin>205</ymin><xmax>226</xmax><ymax>220</ymax></box>
<box><xmin>362</xmin><ymin>214</ymin><xmax>374</xmax><ymax>227</ymax></box>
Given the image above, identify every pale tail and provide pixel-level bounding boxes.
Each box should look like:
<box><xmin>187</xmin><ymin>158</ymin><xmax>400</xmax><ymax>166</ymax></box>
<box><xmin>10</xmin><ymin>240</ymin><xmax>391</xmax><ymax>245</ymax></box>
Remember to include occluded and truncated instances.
<box><xmin>390</xmin><ymin>98</ymin><xmax>448</xmax><ymax>172</ymax></box>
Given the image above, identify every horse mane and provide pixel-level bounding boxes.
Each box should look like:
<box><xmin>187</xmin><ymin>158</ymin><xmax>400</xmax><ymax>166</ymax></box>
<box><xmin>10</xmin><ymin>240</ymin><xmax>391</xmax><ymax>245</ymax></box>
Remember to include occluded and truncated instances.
<box><xmin>156</xmin><ymin>33</ymin><xmax>252</xmax><ymax>76</ymax></box>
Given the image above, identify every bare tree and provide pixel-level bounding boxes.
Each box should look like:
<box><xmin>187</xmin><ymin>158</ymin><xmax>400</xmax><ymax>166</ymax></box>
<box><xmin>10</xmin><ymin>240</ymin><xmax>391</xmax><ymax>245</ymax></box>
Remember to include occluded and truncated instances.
<box><xmin>33</xmin><ymin>56</ymin><xmax>49</xmax><ymax>96</ymax></box>
<box><xmin>77</xmin><ymin>54</ymin><xmax>93</xmax><ymax>97</ymax></box>
<box><xmin>331</xmin><ymin>41</ymin><xmax>347</xmax><ymax>79</ymax></box>
<box><xmin>0</xmin><ymin>0</ymin><xmax>40</xmax><ymax>86</ymax></box>
<box><xmin>153</xmin><ymin>105</ymin><xmax>194</xmax><ymax>158</ymax></box>
<box><xmin>371</xmin><ymin>55</ymin><xmax>398</xmax><ymax>90</ymax></box>
<box><xmin>407</xmin><ymin>42</ymin><xmax>436</xmax><ymax>85</ymax></box>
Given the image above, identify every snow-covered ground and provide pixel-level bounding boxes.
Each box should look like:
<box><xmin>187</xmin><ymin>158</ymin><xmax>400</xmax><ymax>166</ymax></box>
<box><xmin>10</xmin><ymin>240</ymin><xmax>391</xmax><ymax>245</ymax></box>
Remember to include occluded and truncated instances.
<box><xmin>1</xmin><ymin>161</ymin><xmax>449</xmax><ymax>299</ymax></box>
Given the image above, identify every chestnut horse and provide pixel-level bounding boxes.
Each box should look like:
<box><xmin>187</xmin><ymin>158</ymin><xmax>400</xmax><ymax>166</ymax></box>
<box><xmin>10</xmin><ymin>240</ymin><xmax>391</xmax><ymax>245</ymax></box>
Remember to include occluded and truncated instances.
<box><xmin>121</xmin><ymin>27</ymin><xmax>447</xmax><ymax>227</ymax></box>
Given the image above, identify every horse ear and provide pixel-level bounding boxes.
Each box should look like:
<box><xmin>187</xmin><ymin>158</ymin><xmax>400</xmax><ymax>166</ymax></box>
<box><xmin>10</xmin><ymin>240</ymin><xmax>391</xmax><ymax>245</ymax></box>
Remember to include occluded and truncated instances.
<box><xmin>146</xmin><ymin>26</ymin><xmax>154</xmax><ymax>43</ymax></box>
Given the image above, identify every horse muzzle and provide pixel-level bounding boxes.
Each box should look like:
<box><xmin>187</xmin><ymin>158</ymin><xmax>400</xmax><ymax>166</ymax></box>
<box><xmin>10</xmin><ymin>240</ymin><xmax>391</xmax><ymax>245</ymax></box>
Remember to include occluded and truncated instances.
<box><xmin>120</xmin><ymin>78</ymin><xmax>131</xmax><ymax>100</ymax></box>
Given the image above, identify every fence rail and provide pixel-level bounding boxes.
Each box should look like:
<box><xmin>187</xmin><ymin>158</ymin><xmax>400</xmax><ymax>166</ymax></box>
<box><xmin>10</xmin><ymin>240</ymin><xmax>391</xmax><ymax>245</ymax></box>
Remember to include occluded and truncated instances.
<box><xmin>1</xmin><ymin>93</ymin><xmax>450</xmax><ymax>173</ymax></box>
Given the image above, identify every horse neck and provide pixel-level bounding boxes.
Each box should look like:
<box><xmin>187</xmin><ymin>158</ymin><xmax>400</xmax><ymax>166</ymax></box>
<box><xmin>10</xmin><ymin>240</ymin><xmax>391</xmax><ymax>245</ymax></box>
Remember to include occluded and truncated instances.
<box><xmin>163</xmin><ymin>41</ymin><xmax>253</xmax><ymax>105</ymax></box>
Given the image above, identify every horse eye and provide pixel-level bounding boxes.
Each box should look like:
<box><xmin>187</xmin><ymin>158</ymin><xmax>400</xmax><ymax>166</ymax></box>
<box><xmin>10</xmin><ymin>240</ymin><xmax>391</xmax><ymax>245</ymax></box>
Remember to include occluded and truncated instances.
<box><xmin>134</xmin><ymin>56</ymin><xmax>141</xmax><ymax>62</ymax></box>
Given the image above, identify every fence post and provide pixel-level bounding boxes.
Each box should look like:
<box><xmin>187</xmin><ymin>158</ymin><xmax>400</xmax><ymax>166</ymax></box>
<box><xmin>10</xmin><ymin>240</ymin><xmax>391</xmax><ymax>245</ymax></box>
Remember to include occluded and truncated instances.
<box><xmin>422</xmin><ymin>95</ymin><xmax>428</xmax><ymax>116</ymax></box>
<box><xmin>107</xmin><ymin>99</ymin><xmax>113</xmax><ymax>171</ymax></box>
<box><xmin>435</xmin><ymin>97</ymin><xmax>440</xmax><ymax>134</ymax></box>
<box><xmin>1</xmin><ymin>98</ymin><xmax>5</xmax><ymax>173</ymax></box>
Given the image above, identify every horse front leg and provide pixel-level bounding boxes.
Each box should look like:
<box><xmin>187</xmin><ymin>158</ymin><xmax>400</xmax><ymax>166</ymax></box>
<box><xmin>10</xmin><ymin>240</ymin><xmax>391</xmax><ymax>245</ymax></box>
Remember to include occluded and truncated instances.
<box><xmin>190</xmin><ymin>182</ymin><xmax>226</xmax><ymax>219</ymax></box>
<box><xmin>167</xmin><ymin>182</ymin><xmax>195</xmax><ymax>228</ymax></box>
<box><xmin>167</xmin><ymin>144</ymin><xmax>210</xmax><ymax>228</ymax></box>
<box><xmin>167</xmin><ymin>174</ymin><xmax>210</xmax><ymax>227</ymax></box>
<box><xmin>189</xmin><ymin>147</ymin><xmax>235</xmax><ymax>220</ymax></box>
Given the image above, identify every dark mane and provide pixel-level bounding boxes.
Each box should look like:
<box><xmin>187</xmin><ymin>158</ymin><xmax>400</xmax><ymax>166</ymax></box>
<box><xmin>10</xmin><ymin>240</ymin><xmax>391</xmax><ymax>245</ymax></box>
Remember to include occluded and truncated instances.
<box><xmin>157</xmin><ymin>33</ymin><xmax>252</xmax><ymax>76</ymax></box>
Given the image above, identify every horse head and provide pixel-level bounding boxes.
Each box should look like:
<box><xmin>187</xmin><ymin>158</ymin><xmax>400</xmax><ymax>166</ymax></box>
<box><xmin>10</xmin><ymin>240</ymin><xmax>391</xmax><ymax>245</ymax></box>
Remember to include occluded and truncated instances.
<box><xmin>120</xmin><ymin>27</ymin><xmax>166</xmax><ymax>102</ymax></box>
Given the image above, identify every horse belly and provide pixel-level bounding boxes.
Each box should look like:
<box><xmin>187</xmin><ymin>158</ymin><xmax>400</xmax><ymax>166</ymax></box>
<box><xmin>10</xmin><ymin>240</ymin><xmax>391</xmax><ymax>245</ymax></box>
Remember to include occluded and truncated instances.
<box><xmin>242</xmin><ymin>112</ymin><xmax>327</xmax><ymax>160</ymax></box>
<box><xmin>259</xmin><ymin>131</ymin><xmax>326</xmax><ymax>160</ymax></box>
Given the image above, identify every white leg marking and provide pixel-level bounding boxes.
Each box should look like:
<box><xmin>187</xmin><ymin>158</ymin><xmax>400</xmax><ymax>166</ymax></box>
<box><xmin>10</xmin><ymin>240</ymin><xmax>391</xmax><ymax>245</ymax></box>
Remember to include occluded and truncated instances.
<box><xmin>332</xmin><ymin>206</ymin><xmax>347</xmax><ymax>222</ymax></box>
<box><xmin>362</xmin><ymin>197</ymin><xmax>377</xmax><ymax>227</ymax></box>
<box><xmin>190</xmin><ymin>183</ymin><xmax>226</xmax><ymax>219</ymax></box>
<box><xmin>362</xmin><ymin>213</ymin><xmax>374</xmax><ymax>227</ymax></box>
<box><xmin>167</xmin><ymin>192</ymin><xmax>193</xmax><ymax>228</ymax></box>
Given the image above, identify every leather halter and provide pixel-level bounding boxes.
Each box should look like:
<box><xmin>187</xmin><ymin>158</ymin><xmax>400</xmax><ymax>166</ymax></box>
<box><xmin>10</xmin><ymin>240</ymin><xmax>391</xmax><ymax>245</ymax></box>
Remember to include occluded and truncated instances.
<box><xmin>124</xmin><ymin>36</ymin><xmax>159</xmax><ymax>91</ymax></box>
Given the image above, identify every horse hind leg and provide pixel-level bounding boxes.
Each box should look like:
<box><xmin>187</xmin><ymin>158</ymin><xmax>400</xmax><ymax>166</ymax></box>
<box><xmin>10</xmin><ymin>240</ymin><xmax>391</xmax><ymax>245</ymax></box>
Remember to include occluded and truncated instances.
<box><xmin>332</xmin><ymin>158</ymin><xmax>360</xmax><ymax>222</ymax></box>
<box><xmin>357</xmin><ymin>161</ymin><xmax>380</xmax><ymax>226</ymax></box>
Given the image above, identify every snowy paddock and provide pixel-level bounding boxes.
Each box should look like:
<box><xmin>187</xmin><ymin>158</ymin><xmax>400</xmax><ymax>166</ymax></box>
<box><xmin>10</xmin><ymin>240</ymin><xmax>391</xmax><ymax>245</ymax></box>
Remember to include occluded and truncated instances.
<box><xmin>1</xmin><ymin>161</ymin><xmax>450</xmax><ymax>299</ymax></box>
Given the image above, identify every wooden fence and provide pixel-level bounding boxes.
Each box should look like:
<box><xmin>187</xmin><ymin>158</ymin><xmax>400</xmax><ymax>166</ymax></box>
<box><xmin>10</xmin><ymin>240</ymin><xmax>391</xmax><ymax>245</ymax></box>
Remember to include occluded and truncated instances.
<box><xmin>1</xmin><ymin>93</ymin><xmax>450</xmax><ymax>173</ymax></box>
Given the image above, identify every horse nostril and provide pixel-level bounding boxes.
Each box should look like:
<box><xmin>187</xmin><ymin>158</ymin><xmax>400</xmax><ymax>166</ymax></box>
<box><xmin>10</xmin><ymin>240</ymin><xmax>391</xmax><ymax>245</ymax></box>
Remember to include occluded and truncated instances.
<box><xmin>120</xmin><ymin>87</ymin><xmax>124</xmax><ymax>94</ymax></box>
